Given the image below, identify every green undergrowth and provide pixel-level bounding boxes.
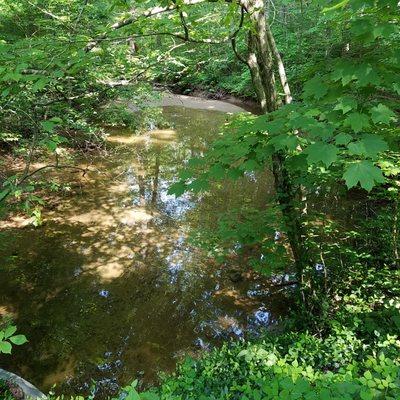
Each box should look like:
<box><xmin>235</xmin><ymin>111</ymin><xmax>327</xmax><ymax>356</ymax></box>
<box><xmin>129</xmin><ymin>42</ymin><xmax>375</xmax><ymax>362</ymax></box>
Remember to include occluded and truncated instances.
<box><xmin>144</xmin><ymin>268</ymin><xmax>400</xmax><ymax>400</ymax></box>
<box><xmin>47</xmin><ymin>268</ymin><xmax>400</xmax><ymax>400</ymax></box>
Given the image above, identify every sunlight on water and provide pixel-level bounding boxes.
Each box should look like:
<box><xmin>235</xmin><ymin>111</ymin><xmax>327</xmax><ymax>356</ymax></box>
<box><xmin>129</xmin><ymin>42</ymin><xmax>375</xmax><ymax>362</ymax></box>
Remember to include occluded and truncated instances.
<box><xmin>0</xmin><ymin>104</ymin><xmax>286</xmax><ymax>399</ymax></box>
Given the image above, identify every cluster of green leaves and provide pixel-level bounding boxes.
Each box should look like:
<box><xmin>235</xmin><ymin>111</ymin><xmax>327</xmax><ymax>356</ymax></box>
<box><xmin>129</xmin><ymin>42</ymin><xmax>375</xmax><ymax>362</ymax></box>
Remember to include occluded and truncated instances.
<box><xmin>157</xmin><ymin>349</ymin><xmax>399</xmax><ymax>400</ymax></box>
<box><xmin>0</xmin><ymin>325</ymin><xmax>27</xmax><ymax>354</ymax></box>
<box><xmin>150</xmin><ymin>1</ymin><xmax>336</xmax><ymax>100</ymax></box>
<box><xmin>264</xmin><ymin>0</ymin><xmax>399</xmax><ymax>191</ymax></box>
<box><xmin>167</xmin><ymin>0</ymin><xmax>399</xmax><ymax>291</ymax></box>
<box><xmin>0</xmin><ymin>0</ymin><xmax>160</xmax><ymax>215</ymax></box>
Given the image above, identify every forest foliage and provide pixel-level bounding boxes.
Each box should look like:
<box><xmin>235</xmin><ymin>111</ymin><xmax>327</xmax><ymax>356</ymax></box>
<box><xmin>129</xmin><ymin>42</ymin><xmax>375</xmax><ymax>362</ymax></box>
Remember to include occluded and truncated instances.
<box><xmin>0</xmin><ymin>0</ymin><xmax>399</xmax><ymax>399</ymax></box>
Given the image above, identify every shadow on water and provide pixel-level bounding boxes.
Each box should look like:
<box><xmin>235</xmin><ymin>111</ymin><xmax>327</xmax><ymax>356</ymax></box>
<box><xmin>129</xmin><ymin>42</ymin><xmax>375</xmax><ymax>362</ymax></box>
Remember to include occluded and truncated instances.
<box><xmin>0</xmin><ymin>105</ymin><xmax>288</xmax><ymax>398</ymax></box>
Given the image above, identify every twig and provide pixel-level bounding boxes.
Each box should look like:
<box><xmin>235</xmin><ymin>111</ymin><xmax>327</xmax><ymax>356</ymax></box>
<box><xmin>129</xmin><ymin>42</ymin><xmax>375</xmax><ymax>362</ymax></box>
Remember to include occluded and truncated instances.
<box><xmin>17</xmin><ymin>164</ymin><xmax>88</xmax><ymax>187</ymax></box>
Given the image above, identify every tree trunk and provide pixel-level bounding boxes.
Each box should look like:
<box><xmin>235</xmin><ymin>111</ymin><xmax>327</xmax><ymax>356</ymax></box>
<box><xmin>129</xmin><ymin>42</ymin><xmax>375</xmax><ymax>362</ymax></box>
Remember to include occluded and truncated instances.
<box><xmin>243</xmin><ymin>0</ymin><xmax>309</xmax><ymax>288</ymax></box>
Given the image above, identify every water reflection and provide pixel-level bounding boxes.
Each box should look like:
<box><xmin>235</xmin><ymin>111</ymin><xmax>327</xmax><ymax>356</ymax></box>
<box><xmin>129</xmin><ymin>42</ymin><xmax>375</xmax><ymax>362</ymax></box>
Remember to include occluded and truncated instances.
<box><xmin>0</xmin><ymin>105</ymin><xmax>287</xmax><ymax>398</ymax></box>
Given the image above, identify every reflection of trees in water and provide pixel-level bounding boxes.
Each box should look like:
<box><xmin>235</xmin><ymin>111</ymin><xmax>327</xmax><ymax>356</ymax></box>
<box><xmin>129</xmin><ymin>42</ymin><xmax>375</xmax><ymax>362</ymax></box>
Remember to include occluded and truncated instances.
<box><xmin>0</xmin><ymin>106</ymin><xmax>287</xmax><ymax>399</ymax></box>
<box><xmin>128</xmin><ymin>106</ymin><xmax>226</xmax><ymax>215</ymax></box>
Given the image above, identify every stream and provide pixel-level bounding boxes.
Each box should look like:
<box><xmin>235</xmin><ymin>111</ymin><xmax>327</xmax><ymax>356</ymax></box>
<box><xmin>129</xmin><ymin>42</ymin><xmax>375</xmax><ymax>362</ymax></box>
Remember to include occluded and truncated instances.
<box><xmin>0</xmin><ymin>96</ymin><xmax>287</xmax><ymax>398</ymax></box>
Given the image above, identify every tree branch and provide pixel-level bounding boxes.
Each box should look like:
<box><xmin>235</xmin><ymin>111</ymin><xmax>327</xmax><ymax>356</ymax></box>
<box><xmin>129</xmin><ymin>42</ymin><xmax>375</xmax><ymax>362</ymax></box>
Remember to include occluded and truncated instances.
<box><xmin>27</xmin><ymin>0</ymin><xmax>65</xmax><ymax>21</ymax></box>
<box><xmin>179</xmin><ymin>11</ymin><xmax>190</xmax><ymax>40</ymax></box>
<box><xmin>231</xmin><ymin>6</ymin><xmax>248</xmax><ymax>66</ymax></box>
<box><xmin>85</xmin><ymin>0</ymin><xmax>207</xmax><ymax>51</ymax></box>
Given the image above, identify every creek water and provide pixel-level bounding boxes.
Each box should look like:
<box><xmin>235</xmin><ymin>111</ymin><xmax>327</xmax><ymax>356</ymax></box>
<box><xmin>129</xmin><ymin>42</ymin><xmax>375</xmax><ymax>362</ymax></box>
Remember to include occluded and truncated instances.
<box><xmin>0</xmin><ymin>98</ymin><xmax>287</xmax><ymax>398</ymax></box>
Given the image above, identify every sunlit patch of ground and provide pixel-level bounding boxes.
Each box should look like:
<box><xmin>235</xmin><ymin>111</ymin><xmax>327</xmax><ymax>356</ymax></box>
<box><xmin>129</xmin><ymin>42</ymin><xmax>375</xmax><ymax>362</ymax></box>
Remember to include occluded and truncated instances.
<box><xmin>0</xmin><ymin>215</ymin><xmax>34</xmax><ymax>229</ymax></box>
<box><xmin>0</xmin><ymin>305</ymin><xmax>17</xmax><ymax>319</ymax></box>
<box><xmin>154</xmin><ymin>93</ymin><xmax>247</xmax><ymax>113</ymax></box>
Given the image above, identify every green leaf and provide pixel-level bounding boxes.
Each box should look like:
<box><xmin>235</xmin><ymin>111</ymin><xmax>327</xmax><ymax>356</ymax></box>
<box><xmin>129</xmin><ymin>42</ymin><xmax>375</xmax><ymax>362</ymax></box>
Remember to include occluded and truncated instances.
<box><xmin>178</xmin><ymin>169</ymin><xmax>192</xmax><ymax>180</ymax></box>
<box><xmin>189</xmin><ymin>179</ymin><xmax>209</xmax><ymax>193</ymax></box>
<box><xmin>347</xmin><ymin>134</ymin><xmax>388</xmax><ymax>158</ymax></box>
<box><xmin>264</xmin><ymin>119</ymin><xmax>287</xmax><ymax>135</ymax></box>
<box><xmin>9</xmin><ymin>335</ymin><xmax>28</xmax><ymax>346</ymax></box>
<box><xmin>307</xmin><ymin>122</ymin><xmax>335</xmax><ymax>141</ymax></box>
<box><xmin>227</xmin><ymin>168</ymin><xmax>242</xmax><ymax>180</ymax></box>
<box><xmin>331</xmin><ymin>61</ymin><xmax>356</xmax><ymax>85</ymax></box>
<box><xmin>355</xmin><ymin>64</ymin><xmax>381</xmax><ymax>87</ymax></box>
<box><xmin>343</xmin><ymin>161</ymin><xmax>385</xmax><ymax>191</ymax></box>
<box><xmin>40</xmin><ymin>120</ymin><xmax>57</xmax><ymax>133</ymax></box>
<box><xmin>304</xmin><ymin>108</ymin><xmax>321</xmax><ymax>117</ymax></box>
<box><xmin>363</xmin><ymin>370</ymin><xmax>373</xmax><ymax>380</ymax></box>
<box><xmin>303</xmin><ymin>77</ymin><xmax>328</xmax><ymax>99</ymax></box>
<box><xmin>32</xmin><ymin>77</ymin><xmax>50</xmax><ymax>92</ymax></box>
<box><xmin>370</xmin><ymin>104</ymin><xmax>397</xmax><ymax>125</ymax></box>
<box><xmin>125</xmin><ymin>388</ymin><xmax>140</xmax><ymax>400</ymax></box>
<box><xmin>209</xmin><ymin>164</ymin><xmax>226</xmax><ymax>179</ymax></box>
<box><xmin>322</xmin><ymin>0</ymin><xmax>349</xmax><ymax>12</ymax></box>
<box><xmin>373</xmin><ymin>23</ymin><xmax>397</xmax><ymax>39</ymax></box>
<box><xmin>350</xmin><ymin>19</ymin><xmax>374</xmax><ymax>42</ymax></box>
<box><xmin>360</xmin><ymin>389</ymin><xmax>374</xmax><ymax>400</ymax></box>
<box><xmin>140</xmin><ymin>393</ymin><xmax>160</xmax><ymax>400</ymax></box>
<box><xmin>306</xmin><ymin>142</ymin><xmax>338</xmax><ymax>167</ymax></box>
<box><xmin>344</xmin><ymin>112</ymin><xmax>370</xmax><ymax>133</ymax></box>
<box><xmin>4</xmin><ymin>325</ymin><xmax>17</xmax><ymax>339</ymax></box>
<box><xmin>0</xmin><ymin>340</ymin><xmax>12</xmax><ymax>354</ymax></box>
<box><xmin>335</xmin><ymin>133</ymin><xmax>353</xmax><ymax>145</ymax></box>
<box><xmin>250</xmin><ymin>115</ymin><xmax>269</xmax><ymax>132</ymax></box>
<box><xmin>240</xmin><ymin>159</ymin><xmax>260</xmax><ymax>171</ymax></box>
<box><xmin>40</xmin><ymin>139</ymin><xmax>58</xmax><ymax>152</ymax></box>
<box><xmin>334</xmin><ymin>96</ymin><xmax>357</xmax><ymax>114</ymax></box>
<box><xmin>167</xmin><ymin>182</ymin><xmax>186</xmax><ymax>197</ymax></box>
<box><xmin>0</xmin><ymin>188</ymin><xmax>10</xmax><ymax>202</ymax></box>
<box><xmin>269</xmin><ymin>134</ymin><xmax>298</xmax><ymax>151</ymax></box>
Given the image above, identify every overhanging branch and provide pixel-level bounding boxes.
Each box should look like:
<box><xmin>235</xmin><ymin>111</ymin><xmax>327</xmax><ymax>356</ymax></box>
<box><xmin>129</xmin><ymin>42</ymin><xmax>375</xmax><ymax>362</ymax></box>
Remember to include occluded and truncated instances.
<box><xmin>85</xmin><ymin>0</ymin><xmax>207</xmax><ymax>51</ymax></box>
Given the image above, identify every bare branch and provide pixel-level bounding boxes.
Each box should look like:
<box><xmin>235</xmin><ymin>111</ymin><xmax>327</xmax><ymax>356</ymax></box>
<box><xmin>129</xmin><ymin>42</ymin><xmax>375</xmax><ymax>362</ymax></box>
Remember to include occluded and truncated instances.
<box><xmin>18</xmin><ymin>164</ymin><xmax>88</xmax><ymax>187</ymax></box>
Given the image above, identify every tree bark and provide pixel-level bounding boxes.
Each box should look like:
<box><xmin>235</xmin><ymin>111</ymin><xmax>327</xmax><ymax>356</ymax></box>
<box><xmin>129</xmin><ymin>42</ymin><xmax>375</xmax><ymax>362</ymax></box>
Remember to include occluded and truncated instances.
<box><xmin>243</xmin><ymin>0</ymin><xmax>309</xmax><ymax>288</ymax></box>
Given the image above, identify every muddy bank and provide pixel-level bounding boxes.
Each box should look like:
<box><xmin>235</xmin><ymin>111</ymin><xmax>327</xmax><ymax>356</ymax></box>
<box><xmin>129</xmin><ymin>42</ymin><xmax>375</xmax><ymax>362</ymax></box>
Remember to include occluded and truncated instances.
<box><xmin>153</xmin><ymin>84</ymin><xmax>260</xmax><ymax>114</ymax></box>
<box><xmin>127</xmin><ymin>90</ymin><xmax>258</xmax><ymax>114</ymax></box>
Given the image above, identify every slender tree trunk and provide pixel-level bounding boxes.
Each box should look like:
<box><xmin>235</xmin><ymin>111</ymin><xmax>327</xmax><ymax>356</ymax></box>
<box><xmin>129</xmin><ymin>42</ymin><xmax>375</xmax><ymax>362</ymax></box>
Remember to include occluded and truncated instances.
<box><xmin>247</xmin><ymin>33</ymin><xmax>268</xmax><ymax>112</ymax></box>
<box><xmin>243</xmin><ymin>0</ymin><xmax>309</xmax><ymax>290</ymax></box>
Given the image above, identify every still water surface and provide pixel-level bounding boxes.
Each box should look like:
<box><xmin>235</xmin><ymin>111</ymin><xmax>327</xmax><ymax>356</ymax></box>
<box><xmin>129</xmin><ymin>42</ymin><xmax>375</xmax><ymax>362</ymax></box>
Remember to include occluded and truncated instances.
<box><xmin>0</xmin><ymin>100</ymin><xmax>286</xmax><ymax>398</ymax></box>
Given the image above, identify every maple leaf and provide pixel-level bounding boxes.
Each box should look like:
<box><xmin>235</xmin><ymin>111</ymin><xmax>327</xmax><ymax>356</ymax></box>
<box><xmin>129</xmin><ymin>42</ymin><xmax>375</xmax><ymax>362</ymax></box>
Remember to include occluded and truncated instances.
<box><xmin>306</xmin><ymin>142</ymin><xmax>338</xmax><ymax>167</ymax></box>
<box><xmin>303</xmin><ymin>76</ymin><xmax>328</xmax><ymax>99</ymax></box>
<box><xmin>334</xmin><ymin>96</ymin><xmax>358</xmax><ymax>114</ymax></box>
<box><xmin>343</xmin><ymin>161</ymin><xmax>385</xmax><ymax>191</ymax></box>
<box><xmin>168</xmin><ymin>181</ymin><xmax>187</xmax><ymax>197</ymax></box>
<box><xmin>347</xmin><ymin>134</ymin><xmax>388</xmax><ymax>158</ymax></box>
<box><xmin>335</xmin><ymin>133</ymin><xmax>353</xmax><ymax>146</ymax></box>
<box><xmin>344</xmin><ymin>112</ymin><xmax>370</xmax><ymax>133</ymax></box>
<box><xmin>370</xmin><ymin>104</ymin><xmax>397</xmax><ymax>125</ymax></box>
<box><xmin>355</xmin><ymin>64</ymin><xmax>381</xmax><ymax>87</ymax></box>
